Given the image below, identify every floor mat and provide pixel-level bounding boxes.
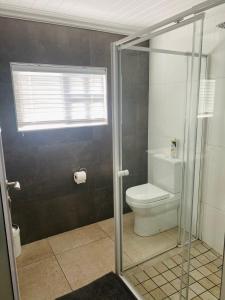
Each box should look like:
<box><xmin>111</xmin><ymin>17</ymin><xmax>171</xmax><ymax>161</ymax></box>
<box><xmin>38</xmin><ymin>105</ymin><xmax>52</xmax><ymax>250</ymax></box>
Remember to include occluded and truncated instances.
<box><xmin>56</xmin><ymin>272</ymin><xmax>137</xmax><ymax>300</ymax></box>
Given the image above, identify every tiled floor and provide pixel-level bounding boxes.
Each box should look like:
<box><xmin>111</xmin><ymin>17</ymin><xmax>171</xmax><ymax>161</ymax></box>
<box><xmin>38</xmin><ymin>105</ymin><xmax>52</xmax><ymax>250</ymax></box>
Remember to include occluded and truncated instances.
<box><xmin>124</xmin><ymin>240</ymin><xmax>223</xmax><ymax>300</ymax></box>
<box><xmin>99</xmin><ymin>213</ymin><xmax>178</xmax><ymax>264</ymax></box>
<box><xmin>17</xmin><ymin>213</ymin><xmax>177</xmax><ymax>300</ymax></box>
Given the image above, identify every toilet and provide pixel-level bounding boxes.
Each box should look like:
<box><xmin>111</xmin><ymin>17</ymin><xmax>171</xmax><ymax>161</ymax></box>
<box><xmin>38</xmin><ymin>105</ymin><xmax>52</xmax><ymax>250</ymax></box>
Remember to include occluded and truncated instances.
<box><xmin>126</xmin><ymin>154</ymin><xmax>182</xmax><ymax>236</ymax></box>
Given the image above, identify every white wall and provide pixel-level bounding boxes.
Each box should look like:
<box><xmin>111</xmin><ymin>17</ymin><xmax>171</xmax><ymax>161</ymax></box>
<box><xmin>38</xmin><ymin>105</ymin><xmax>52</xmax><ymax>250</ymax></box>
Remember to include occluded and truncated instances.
<box><xmin>148</xmin><ymin>4</ymin><xmax>225</xmax><ymax>255</ymax></box>
<box><xmin>148</xmin><ymin>23</ymin><xmax>203</xmax><ymax>239</ymax></box>
<box><xmin>200</xmin><ymin>9</ymin><xmax>225</xmax><ymax>254</ymax></box>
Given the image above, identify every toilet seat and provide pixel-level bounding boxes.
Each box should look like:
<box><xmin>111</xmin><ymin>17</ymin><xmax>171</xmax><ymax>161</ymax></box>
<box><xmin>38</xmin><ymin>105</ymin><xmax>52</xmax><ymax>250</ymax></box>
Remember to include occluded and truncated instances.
<box><xmin>126</xmin><ymin>183</ymin><xmax>179</xmax><ymax>208</ymax></box>
<box><xmin>126</xmin><ymin>183</ymin><xmax>169</xmax><ymax>204</ymax></box>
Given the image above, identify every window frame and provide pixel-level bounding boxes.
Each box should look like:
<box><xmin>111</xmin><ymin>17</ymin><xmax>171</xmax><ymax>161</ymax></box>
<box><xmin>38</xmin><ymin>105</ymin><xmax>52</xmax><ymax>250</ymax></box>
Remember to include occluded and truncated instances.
<box><xmin>10</xmin><ymin>62</ymin><xmax>108</xmax><ymax>132</ymax></box>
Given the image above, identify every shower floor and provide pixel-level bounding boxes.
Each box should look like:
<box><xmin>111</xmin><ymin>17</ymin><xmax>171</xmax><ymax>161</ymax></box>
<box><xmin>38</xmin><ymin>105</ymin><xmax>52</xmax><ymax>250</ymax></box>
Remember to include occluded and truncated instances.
<box><xmin>124</xmin><ymin>240</ymin><xmax>223</xmax><ymax>300</ymax></box>
<box><xmin>16</xmin><ymin>212</ymin><xmax>177</xmax><ymax>300</ymax></box>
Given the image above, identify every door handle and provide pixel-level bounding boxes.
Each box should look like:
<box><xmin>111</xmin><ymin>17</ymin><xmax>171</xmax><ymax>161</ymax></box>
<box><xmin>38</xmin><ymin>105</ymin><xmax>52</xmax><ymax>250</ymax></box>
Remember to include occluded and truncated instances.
<box><xmin>118</xmin><ymin>170</ymin><xmax>129</xmax><ymax>177</ymax></box>
<box><xmin>6</xmin><ymin>181</ymin><xmax>21</xmax><ymax>190</ymax></box>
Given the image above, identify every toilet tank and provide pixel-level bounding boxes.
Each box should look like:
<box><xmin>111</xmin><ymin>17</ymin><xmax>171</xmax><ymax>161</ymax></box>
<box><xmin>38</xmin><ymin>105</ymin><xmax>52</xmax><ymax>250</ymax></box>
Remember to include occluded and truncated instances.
<box><xmin>151</xmin><ymin>154</ymin><xmax>182</xmax><ymax>194</ymax></box>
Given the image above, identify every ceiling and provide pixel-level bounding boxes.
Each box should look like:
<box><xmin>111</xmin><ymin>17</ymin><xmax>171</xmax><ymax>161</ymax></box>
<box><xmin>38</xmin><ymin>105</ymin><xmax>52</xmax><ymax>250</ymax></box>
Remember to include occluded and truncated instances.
<box><xmin>0</xmin><ymin>0</ymin><xmax>216</xmax><ymax>34</ymax></box>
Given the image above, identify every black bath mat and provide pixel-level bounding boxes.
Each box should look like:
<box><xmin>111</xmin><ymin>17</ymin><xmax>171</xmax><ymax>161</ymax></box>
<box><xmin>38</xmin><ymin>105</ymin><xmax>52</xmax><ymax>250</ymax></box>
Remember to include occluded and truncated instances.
<box><xmin>56</xmin><ymin>272</ymin><xmax>137</xmax><ymax>300</ymax></box>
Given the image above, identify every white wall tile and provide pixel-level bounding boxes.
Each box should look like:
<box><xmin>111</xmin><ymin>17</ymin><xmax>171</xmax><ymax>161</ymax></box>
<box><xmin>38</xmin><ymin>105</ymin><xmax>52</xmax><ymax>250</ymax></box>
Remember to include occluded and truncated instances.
<box><xmin>201</xmin><ymin>203</ymin><xmax>225</xmax><ymax>254</ymax></box>
<box><xmin>202</xmin><ymin>145</ymin><xmax>225</xmax><ymax>212</ymax></box>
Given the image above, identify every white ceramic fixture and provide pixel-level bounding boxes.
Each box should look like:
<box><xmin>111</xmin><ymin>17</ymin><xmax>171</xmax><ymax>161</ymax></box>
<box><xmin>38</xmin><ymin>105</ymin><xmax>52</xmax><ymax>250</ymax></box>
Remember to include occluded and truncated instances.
<box><xmin>126</xmin><ymin>154</ymin><xmax>182</xmax><ymax>236</ymax></box>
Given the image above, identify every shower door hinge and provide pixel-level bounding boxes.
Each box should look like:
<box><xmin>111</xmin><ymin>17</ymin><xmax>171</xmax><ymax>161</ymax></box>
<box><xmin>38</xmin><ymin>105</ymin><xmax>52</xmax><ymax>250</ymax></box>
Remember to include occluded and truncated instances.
<box><xmin>118</xmin><ymin>170</ymin><xmax>129</xmax><ymax>177</ymax></box>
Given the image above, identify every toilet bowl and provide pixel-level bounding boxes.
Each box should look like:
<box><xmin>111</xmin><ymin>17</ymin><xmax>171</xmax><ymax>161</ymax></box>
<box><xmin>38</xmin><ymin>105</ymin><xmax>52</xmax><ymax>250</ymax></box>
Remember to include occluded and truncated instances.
<box><xmin>126</xmin><ymin>183</ymin><xmax>180</xmax><ymax>236</ymax></box>
<box><xmin>126</xmin><ymin>153</ymin><xmax>182</xmax><ymax>237</ymax></box>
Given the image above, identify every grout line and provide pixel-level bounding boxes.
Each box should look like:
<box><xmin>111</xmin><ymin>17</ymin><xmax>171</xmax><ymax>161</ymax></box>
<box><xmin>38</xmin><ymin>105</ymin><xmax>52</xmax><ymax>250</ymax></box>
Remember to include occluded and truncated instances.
<box><xmin>125</xmin><ymin>241</ymin><xmax>222</xmax><ymax>300</ymax></box>
<box><xmin>54</xmin><ymin>252</ymin><xmax>74</xmax><ymax>292</ymax></box>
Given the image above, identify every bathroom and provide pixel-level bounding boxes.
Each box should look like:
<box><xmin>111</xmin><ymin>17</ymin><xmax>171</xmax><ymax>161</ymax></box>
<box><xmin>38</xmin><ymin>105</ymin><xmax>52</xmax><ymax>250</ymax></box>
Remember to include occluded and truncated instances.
<box><xmin>0</xmin><ymin>1</ymin><xmax>225</xmax><ymax>300</ymax></box>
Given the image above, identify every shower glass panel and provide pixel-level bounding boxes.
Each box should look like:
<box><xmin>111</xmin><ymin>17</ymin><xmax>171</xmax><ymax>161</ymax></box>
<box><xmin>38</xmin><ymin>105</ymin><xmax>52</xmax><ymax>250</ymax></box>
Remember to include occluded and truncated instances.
<box><xmin>187</xmin><ymin>4</ymin><xmax>225</xmax><ymax>299</ymax></box>
<box><xmin>113</xmin><ymin>13</ymin><xmax>204</xmax><ymax>299</ymax></box>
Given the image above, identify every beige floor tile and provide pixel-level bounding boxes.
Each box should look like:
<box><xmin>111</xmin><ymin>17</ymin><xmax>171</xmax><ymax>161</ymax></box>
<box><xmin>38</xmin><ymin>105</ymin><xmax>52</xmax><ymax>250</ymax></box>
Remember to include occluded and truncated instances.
<box><xmin>196</xmin><ymin>255</ymin><xmax>210</xmax><ymax>265</ymax></box>
<box><xmin>198</xmin><ymin>266</ymin><xmax>212</xmax><ymax>276</ymax></box>
<box><xmin>190</xmin><ymin>270</ymin><xmax>204</xmax><ymax>281</ymax></box>
<box><xmin>135</xmin><ymin>284</ymin><xmax>148</xmax><ymax>296</ymax></box>
<box><xmin>123</xmin><ymin>212</ymin><xmax>135</xmax><ymax>233</ymax></box>
<box><xmin>183</xmin><ymin>262</ymin><xmax>195</xmax><ymax>272</ymax></box>
<box><xmin>205</xmin><ymin>263</ymin><xmax>219</xmax><ymax>273</ymax></box>
<box><xmin>162</xmin><ymin>270</ymin><xmax>177</xmax><ymax>282</ymax></box>
<box><xmin>97</xmin><ymin>217</ymin><xmax>114</xmax><ymax>238</ymax></box>
<box><xmin>123</xmin><ymin>229</ymin><xmax>177</xmax><ymax>264</ymax></box>
<box><xmin>154</xmin><ymin>262</ymin><xmax>168</xmax><ymax>273</ymax></box>
<box><xmin>97</xmin><ymin>212</ymin><xmax>134</xmax><ymax>239</ymax></box>
<box><xmin>152</xmin><ymin>274</ymin><xmax>167</xmax><ymax>286</ymax></box>
<box><xmin>200</xmin><ymin>291</ymin><xmax>217</xmax><ymax>300</ymax></box>
<box><xmin>213</xmin><ymin>258</ymin><xmax>223</xmax><ymax>268</ymax></box>
<box><xmin>126</xmin><ymin>274</ymin><xmax>139</xmax><ymax>286</ymax></box>
<box><xmin>163</xmin><ymin>227</ymin><xmax>178</xmax><ymax>240</ymax></box>
<box><xmin>170</xmin><ymin>293</ymin><xmax>184</xmax><ymax>300</ymax></box>
<box><xmin>122</xmin><ymin>253</ymin><xmax>134</xmax><ymax>269</ymax></box>
<box><xmin>171</xmin><ymin>266</ymin><xmax>182</xmax><ymax>277</ymax></box>
<box><xmin>143</xmin><ymin>293</ymin><xmax>155</xmax><ymax>300</ymax></box>
<box><xmin>207</xmin><ymin>274</ymin><xmax>221</xmax><ymax>285</ymax></box>
<box><xmin>204</xmin><ymin>251</ymin><xmax>218</xmax><ymax>262</ymax></box>
<box><xmin>48</xmin><ymin>223</ymin><xmax>107</xmax><ymax>254</ymax></box>
<box><xmin>191</xmin><ymin>258</ymin><xmax>202</xmax><ymax>269</ymax></box>
<box><xmin>142</xmin><ymin>279</ymin><xmax>157</xmax><ymax>292</ymax></box>
<box><xmin>124</xmin><ymin>265</ymin><xmax>143</xmax><ymax>276</ymax></box>
<box><xmin>209</xmin><ymin>286</ymin><xmax>221</xmax><ymax>298</ymax></box>
<box><xmin>163</xmin><ymin>258</ymin><xmax>177</xmax><ymax>269</ymax></box>
<box><xmin>215</xmin><ymin>270</ymin><xmax>222</xmax><ymax>278</ymax></box>
<box><xmin>172</xmin><ymin>254</ymin><xmax>183</xmax><ymax>265</ymax></box>
<box><xmin>160</xmin><ymin>282</ymin><xmax>176</xmax><ymax>296</ymax></box>
<box><xmin>150</xmin><ymin>288</ymin><xmax>167</xmax><ymax>300</ymax></box>
<box><xmin>198</xmin><ymin>277</ymin><xmax>215</xmax><ymax>290</ymax></box>
<box><xmin>182</xmin><ymin>288</ymin><xmax>197</xmax><ymax>299</ymax></box>
<box><xmin>134</xmin><ymin>270</ymin><xmax>149</xmax><ymax>283</ymax></box>
<box><xmin>194</xmin><ymin>244</ymin><xmax>208</xmax><ymax>254</ymax></box>
<box><xmin>189</xmin><ymin>282</ymin><xmax>206</xmax><ymax>295</ymax></box>
<box><xmin>56</xmin><ymin>237</ymin><xmax>115</xmax><ymax>290</ymax></box>
<box><xmin>171</xmin><ymin>278</ymin><xmax>182</xmax><ymax>290</ymax></box>
<box><xmin>16</xmin><ymin>239</ymin><xmax>53</xmax><ymax>268</ymax></box>
<box><xmin>190</xmin><ymin>248</ymin><xmax>201</xmax><ymax>257</ymax></box>
<box><xmin>18</xmin><ymin>256</ymin><xmax>71</xmax><ymax>300</ymax></box>
<box><xmin>144</xmin><ymin>266</ymin><xmax>159</xmax><ymax>278</ymax></box>
<box><xmin>188</xmin><ymin>290</ymin><xmax>197</xmax><ymax>299</ymax></box>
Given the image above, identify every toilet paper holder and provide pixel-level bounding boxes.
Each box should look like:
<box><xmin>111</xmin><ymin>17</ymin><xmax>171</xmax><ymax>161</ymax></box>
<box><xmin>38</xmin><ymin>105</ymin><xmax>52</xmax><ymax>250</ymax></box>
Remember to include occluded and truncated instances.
<box><xmin>74</xmin><ymin>167</ymin><xmax>87</xmax><ymax>173</ymax></box>
<box><xmin>73</xmin><ymin>167</ymin><xmax>87</xmax><ymax>184</ymax></box>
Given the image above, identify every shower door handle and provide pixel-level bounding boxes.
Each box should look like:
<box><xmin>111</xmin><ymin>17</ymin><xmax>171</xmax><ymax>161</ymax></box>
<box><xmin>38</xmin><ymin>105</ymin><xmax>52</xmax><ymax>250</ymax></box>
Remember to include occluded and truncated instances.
<box><xmin>6</xmin><ymin>181</ymin><xmax>21</xmax><ymax>190</ymax></box>
<box><xmin>118</xmin><ymin>170</ymin><xmax>129</xmax><ymax>177</ymax></box>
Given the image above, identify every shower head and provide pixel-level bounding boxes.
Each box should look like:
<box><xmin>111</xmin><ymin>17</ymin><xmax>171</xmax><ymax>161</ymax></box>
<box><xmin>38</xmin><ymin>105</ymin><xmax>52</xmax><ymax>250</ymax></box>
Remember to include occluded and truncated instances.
<box><xmin>217</xmin><ymin>22</ymin><xmax>225</xmax><ymax>29</ymax></box>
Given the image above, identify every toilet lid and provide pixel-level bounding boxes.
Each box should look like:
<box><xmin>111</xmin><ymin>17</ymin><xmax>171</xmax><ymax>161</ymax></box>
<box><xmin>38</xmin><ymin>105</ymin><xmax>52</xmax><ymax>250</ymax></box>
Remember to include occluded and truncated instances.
<box><xmin>126</xmin><ymin>183</ymin><xmax>169</xmax><ymax>204</ymax></box>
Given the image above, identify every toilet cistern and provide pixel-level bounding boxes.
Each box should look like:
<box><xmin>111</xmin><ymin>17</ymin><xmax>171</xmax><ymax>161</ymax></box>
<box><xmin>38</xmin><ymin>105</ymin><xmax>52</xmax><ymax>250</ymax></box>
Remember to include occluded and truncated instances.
<box><xmin>126</xmin><ymin>154</ymin><xmax>182</xmax><ymax>236</ymax></box>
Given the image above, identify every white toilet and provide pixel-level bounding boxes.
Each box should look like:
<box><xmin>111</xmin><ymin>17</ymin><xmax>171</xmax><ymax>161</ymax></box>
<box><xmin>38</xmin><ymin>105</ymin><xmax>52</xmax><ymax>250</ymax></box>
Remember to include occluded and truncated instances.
<box><xmin>126</xmin><ymin>154</ymin><xmax>182</xmax><ymax>236</ymax></box>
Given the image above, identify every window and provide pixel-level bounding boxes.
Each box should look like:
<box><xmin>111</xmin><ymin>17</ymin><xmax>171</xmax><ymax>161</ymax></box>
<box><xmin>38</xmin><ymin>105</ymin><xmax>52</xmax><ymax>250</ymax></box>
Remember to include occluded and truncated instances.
<box><xmin>198</xmin><ymin>79</ymin><xmax>215</xmax><ymax>118</ymax></box>
<box><xmin>11</xmin><ymin>63</ymin><xmax>108</xmax><ymax>131</ymax></box>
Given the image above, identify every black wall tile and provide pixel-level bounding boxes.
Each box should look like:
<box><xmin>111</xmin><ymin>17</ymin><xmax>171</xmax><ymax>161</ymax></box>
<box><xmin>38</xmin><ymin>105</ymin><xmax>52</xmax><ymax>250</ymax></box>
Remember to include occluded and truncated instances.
<box><xmin>0</xmin><ymin>17</ymin><xmax>149</xmax><ymax>244</ymax></box>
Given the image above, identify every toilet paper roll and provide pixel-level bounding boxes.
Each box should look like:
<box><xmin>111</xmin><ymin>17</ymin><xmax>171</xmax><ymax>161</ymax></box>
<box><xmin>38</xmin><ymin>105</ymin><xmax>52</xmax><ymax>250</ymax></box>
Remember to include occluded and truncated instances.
<box><xmin>74</xmin><ymin>170</ymin><xmax>87</xmax><ymax>184</ymax></box>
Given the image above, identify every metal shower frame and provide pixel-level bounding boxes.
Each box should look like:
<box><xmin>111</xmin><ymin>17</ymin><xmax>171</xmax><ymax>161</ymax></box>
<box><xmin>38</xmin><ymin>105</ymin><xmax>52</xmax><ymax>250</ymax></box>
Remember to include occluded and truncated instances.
<box><xmin>111</xmin><ymin>0</ymin><xmax>225</xmax><ymax>299</ymax></box>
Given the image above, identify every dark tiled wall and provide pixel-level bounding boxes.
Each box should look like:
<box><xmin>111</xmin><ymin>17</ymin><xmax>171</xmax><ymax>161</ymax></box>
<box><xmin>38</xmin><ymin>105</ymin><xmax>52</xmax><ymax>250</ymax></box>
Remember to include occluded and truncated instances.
<box><xmin>121</xmin><ymin>50</ymin><xmax>149</xmax><ymax>211</ymax></box>
<box><xmin>0</xmin><ymin>17</ymin><xmax>149</xmax><ymax>244</ymax></box>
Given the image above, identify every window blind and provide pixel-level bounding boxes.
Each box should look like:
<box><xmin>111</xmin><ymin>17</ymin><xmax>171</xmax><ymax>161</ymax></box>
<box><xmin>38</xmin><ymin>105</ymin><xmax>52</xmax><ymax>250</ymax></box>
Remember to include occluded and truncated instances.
<box><xmin>198</xmin><ymin>79</ymin><xmax>215</xmax><ymax>118</ymax></box>
<box><xmin>11</xmin><ymin>63</ymin><xmax>108</xmax><ymax>131</ymax></box>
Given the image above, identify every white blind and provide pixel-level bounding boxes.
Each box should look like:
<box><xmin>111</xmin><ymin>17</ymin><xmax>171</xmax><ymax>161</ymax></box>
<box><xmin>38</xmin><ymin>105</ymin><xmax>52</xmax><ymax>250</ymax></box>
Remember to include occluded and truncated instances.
<box><xmin>198</xmin><ymin>79</ymin><xmax>215</xmax><ymax>118</ymax></box>
<box><xmin>11</xmin><ymin>63</ymin><xmax>108</xmax><ymax>131</ymax></box>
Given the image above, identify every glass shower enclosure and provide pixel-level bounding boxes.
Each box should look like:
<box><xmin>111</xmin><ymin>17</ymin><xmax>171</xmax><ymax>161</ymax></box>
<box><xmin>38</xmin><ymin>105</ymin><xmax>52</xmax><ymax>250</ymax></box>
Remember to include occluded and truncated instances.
<box><xmin>112</xmin><ymin>1</ymin><xmax>225</xmax><ymax>299</ymax></box>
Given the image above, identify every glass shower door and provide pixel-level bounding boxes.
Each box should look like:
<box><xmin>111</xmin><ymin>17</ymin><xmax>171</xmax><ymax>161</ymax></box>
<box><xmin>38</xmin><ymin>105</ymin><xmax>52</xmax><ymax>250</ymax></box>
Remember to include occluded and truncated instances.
<box><xmin>112</xmin><ymin>12</ymin><xmax>204</xmax><ymax>300</ymax></box>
